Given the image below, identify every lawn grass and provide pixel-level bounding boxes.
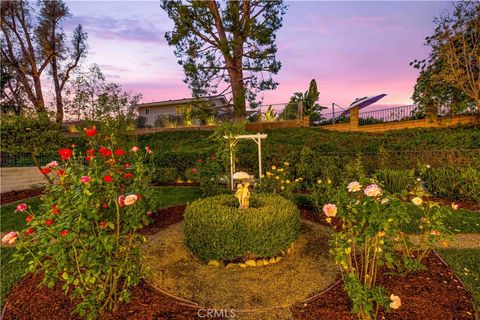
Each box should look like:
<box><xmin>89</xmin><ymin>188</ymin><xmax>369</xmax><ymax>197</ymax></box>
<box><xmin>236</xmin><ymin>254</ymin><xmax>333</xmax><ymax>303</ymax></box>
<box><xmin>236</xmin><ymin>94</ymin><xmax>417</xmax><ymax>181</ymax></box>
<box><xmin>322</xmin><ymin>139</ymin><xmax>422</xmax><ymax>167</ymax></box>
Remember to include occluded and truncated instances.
<box><xmin>401</xmin><ymin>205</ymin><xmax>480</xmax><ymax>234</ymax></box>
<box><xmin>0</xmin><ymin>186</ymin><xmax>202</xmax><ymax>307</ymax></box>
<box><xmin>438</xmin><ymin>249</ymin><xmax>480</xmax><ymax>311</ymax></box>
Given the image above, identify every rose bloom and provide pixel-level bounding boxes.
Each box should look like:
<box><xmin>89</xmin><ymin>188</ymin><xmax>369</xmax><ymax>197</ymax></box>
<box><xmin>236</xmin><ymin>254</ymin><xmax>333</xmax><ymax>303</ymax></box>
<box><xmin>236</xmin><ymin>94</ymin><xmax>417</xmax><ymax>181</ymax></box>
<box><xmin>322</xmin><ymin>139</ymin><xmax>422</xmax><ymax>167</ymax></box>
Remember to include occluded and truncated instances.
<box><xmin>131</xmin><ymin>146</ymin><xmax>140</xmax><ymax>152</ymax></box>
<box><xmin>45</xmin><ymin>219</ymin><xmax>54</xmax><ymax>226</ymax></box>
<box><xmin>25</xmin><ymin>215</ymin><xmax>33</xmax><ymax>223</ymax></box>
<box><xmin>25</xmin><ymin>228</ymin><xmax>35</xmax><ymax>235</ymax></box>
<box><xmin>46</xmin><ymin>161</ymin><xmax>58</xmax><ymax>168</ymax></box>
<box><xmin>40</xmin><ymin>167</ymin><xmax>51</xmax><ymax>175</ymax></box>
<box><xmin>197</xmin><ymin>159</ymin><xmax>203</xmax><ymax>163</ymax></box>
<box><xmin>145</xmin><ymin>146</ymin><xmax>153</xmax><ymax>154</ymax></box>
<box><xmin>59</xmin><ymin>230</ymin><xmax>70</xmax><ymax>237</ymax></box>
<box><xmin>85</xmin><ymin>155</ymin><xmax>94</xmax><ymax>161</ymax></box>
<box><xmin>58</xmin><ymin>148</ymin><xmax>73</xmax><ymax>160</ymax></box>
<box><xmin>56</xmin><ymin>169</ymin><xmax>65</xmax><ymax>176</ymax></box>
<box><xmin>98</xmin><ymin>147</ymin><xmax>112</xmax><ymax>157</ymax></box>
<box><xmin>2</xmin><ymin>231</ymin><xmax>18</xmax><ymax>245</ymax></box>
<box><xmin>102</xmin><ymin>203</ymin><xmax>109</xmax><ymax>209</ymax></box>
<box><xmin>84</xmin><ymin>125</ymin><xmax>97</xmax><ymax>137</ymax></box>
<box><xmin>390</xmin><ymin>294</ymin><xmax>401</xmax><ymax>309</ymax></box>
<box><xmin>86</xmin><ymin>149</ymin><xmax>95</xmax><ymax>156</ymax></box>
<box><xmin>51</xmin><ymin>204</ymin><xmax>61</xmax><ymax>215</ymax></box>
<box><xmin>114</xmin><ymin>149</ymin><xmax>126</xmax><ymax>156</ymax></box>
<box><xmin>451</xmin><ymin>203</ymin><xmax>459</xmax><ymax>210</ymax></box>
<box><xmin>364</xmin><ymin>184</ymin><xmax>382</xmax><ymax>197</ymax></box>
<box><xmin>15</xmin><ymin>203</ymin><xmax>27</xmax><ymax>212</ymax></box>
<box><xmin>80</xmin><ymin>176</ymin><xmax>91</xmax><ymax>183</ymax></box>
<box><xmin>118</xmin><ymin>195</ymin><xmax>126</xmax><ymax>207</ymax></box>
<box><xmin>323</xmin><ymin>204</ymin><xmax>338</xmax><ymax>217</ymax></box>
<box><xmin>411</xmin><ymin>197</ymin><xmax>423</xmax><ymax>206</ymax></box>
<box><xmin>124</xmin><ymin>163</ymin><xmax>131</xmax><ymax>168</ymax></box>
<box><xmin>103</xmin><ymin>175</ymin><xmax>113</xmax><ymax>183</ymax></box>
<box><xmin>124</xmin><ymin>194</ymin><xmax>138</xmax><ymax>206</ymax></box>
<box><xmin>347</xmin><ymin>181</ymin><xmax>362</xmax><ymax>192</ymax></box>
<box><xmin>192</xmin><ymin>168</ymin><xmax>198</xmax><ymax>173</ymax></box>
<box><xmin>100</xmin><ymin>220</ymin><xmax>108</xmax><ymax>229</ymax></box>
<box><xmin>123</xmin><ymin>172</ymin><xmax>133</xmax><ymax>179</ymax></box>
<box><xmin>146</xmin><ymin>210</ymin><xmax>153</xmax><ymax>216</ymax></box>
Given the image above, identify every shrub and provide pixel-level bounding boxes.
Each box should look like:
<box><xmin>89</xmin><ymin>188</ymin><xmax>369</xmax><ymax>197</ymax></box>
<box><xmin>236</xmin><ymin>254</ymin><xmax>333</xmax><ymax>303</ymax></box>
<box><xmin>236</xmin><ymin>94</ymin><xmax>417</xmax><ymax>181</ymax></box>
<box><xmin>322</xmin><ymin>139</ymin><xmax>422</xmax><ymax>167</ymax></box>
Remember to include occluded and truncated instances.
<box><xmin>375</xmin><ymin>168</ymin><xmax>414</xmax><ymax>194</ymax></box>
<box><xmin>153</xmin><ymin>167</ymin><xmax>179</xmax><ymax>184</ymax></box>
<box><xmin>422</xmin><ymin>165</ymin><xmax>480</xmax><ymax>202</ymax></box>
<box><xmin>256</xmin><ymin>162</ymin><xmax>300</xmax><ymax>198</ymax></box>
<box><xmin>10</xmin><ymin>126</ymin><xmax>160</xmax><ymax>318</ymax></box>
<box><xmin>184</xmin><ymin>194</ymin><xmax>301</xmax><ymax>262</ymax></box>
<box><xmin>194</xmin><ymin>156</ymin><xmax>228</xmax><ymax>196</ymax></box>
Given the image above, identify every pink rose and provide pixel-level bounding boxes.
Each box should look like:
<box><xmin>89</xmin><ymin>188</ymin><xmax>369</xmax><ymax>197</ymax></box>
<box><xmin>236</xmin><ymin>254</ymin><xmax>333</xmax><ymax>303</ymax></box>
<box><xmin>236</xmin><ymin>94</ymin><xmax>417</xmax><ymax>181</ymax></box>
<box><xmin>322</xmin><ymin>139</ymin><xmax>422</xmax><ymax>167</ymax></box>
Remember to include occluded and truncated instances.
<box><xmin>118</xmin><ymin>195</ymin><xmax>125</xmax><ymax>207</ymax></box>
<box><xmin>347</xmin><ymin>181</ymin><xmax>362</xmax><ymax>192</ymax></box>
<box><xmin>145</xmin><ymin>146</ymin><xmax>152</xmax><ymax>154</ymax></box>
<box><xmin>364</xmin><ymin>184</ymin><xmax>382</xmax><ymax>197</ymax></box>
<box><xmin>146</xmin><ymin>210</ymin><xmax>153</xmax><ymax>216</ymax></box>
<box><xmin>2</xmin><ymin>231</ymin><xmax>18</xmax><ymax>245</ymax></box>
<box><xmin>124</xmin><ymin>194</ymin><xmax>138</xmax><ymax>206</ymax></box>
<box><xmin>46</xmin><ymin>160</ymin><xmax>59</xmax><ymax>168</ymax></box>
<box><xmin>451</xmin><ymin>203</ymin><xmax>459</xmax><ymax>210</ymax></box>
<box><xmin>15</xmin><ymin>203</ymin><xmax>28</xmax><ymax>212</ymax></box>
<box><xmin>80</xmin><ymin>176</ymin><xmax>91</xmax><ymax>183</ymax></box>
<box><xmin>323</xmin><ymin>204</ymin><xmax>337</xmax><ymax>217</ymax></box>
<box><xmin>131</xmin><ymin>146</ymin><xmax>140</xmax><ymax>152</ymax></box>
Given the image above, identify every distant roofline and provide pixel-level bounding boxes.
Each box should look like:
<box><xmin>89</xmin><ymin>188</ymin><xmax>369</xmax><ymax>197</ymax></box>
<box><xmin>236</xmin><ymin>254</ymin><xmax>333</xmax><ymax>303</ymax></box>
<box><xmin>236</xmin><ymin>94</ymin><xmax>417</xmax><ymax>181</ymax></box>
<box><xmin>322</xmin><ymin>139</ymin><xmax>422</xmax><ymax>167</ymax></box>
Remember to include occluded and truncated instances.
<box><xmin>136</xmin><ymin>95</ymin><xmax>228</xmax><ymax>108</ymax></box>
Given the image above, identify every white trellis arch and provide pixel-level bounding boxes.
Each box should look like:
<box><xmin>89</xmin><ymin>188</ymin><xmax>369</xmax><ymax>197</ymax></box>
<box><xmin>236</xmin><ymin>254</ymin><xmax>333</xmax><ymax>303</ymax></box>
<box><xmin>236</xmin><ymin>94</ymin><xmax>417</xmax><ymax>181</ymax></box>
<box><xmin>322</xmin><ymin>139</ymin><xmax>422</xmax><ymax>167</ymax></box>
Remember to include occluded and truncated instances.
<box><xmin>223</xmin><ymin>133</ymin><xmax>267</xmax><ymax>190</ymax></box>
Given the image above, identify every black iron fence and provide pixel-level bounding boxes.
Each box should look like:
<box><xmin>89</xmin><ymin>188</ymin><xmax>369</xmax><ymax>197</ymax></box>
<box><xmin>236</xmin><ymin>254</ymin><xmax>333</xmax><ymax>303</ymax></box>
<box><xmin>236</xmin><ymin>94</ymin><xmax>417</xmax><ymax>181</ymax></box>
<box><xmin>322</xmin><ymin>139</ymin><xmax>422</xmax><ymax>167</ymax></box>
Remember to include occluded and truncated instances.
<box><xmin>358</xmin><ymin>105</ymin><xmax>421</xmax><ymax>126</ymax></box>
<box><xmin>316</xmin><ymin>110</ymin><xmax>350</xmax><ymax>125</ymax></box>
<box><xmin>0</xmin><ymin>153</ymin><xmax>52</xmax><ymax>167</ymax></box>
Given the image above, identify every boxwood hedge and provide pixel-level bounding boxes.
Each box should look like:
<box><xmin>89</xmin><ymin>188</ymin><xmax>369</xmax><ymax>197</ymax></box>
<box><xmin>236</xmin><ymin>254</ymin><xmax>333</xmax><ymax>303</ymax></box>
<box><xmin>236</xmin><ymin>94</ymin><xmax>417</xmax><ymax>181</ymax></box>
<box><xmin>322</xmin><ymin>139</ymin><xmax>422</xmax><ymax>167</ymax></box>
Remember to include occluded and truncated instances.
<box><xmin>183</xmin><ymin>194</ymin><xmax>301</xmax><ymax>262</ymax></box>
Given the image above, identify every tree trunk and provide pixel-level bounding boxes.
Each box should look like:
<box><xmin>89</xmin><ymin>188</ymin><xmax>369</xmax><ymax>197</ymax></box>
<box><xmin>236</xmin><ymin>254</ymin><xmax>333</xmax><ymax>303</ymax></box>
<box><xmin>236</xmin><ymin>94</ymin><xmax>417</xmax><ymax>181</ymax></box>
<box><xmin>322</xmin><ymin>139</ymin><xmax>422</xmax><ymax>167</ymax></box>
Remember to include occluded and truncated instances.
<box><xmin>51</xmin><ymin>56</ymin><xmax>64</xmax><ymax>123</ymax></box>
<box><xmin>229</xmin><ymin>68</ymin><xmax>246</xmax><ymax>120</ymax></box>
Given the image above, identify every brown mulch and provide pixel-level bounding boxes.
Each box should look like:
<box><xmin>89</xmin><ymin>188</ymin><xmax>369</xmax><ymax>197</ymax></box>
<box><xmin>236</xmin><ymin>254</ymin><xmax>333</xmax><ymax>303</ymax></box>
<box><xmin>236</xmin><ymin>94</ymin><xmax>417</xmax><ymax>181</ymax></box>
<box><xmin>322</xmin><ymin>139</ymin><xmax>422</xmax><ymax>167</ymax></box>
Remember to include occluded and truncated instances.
<box><xmin>0</xmin><ymin>188</ymin><xmax>44</xmax><ymax>205</ymax></box>
<box><xmin>2</xmin><ymin>205</ymin><xmax>477</xmax><ymax>320</ymax></box>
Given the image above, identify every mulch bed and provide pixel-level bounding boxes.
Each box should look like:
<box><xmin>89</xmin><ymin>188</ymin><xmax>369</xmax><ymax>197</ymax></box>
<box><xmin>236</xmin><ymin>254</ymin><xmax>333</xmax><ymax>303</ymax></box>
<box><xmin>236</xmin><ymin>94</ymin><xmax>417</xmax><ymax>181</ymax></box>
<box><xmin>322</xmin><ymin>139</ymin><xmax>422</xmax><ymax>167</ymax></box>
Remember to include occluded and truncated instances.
<box><xmin>0</xmin><ymin>188</ymin><xmax>44</xmax><ymax>205</ymax></box>
<box><xmin>2</xmin><ymin>205</ymin><xmax>477</xmax><ymax>320</ymax></box>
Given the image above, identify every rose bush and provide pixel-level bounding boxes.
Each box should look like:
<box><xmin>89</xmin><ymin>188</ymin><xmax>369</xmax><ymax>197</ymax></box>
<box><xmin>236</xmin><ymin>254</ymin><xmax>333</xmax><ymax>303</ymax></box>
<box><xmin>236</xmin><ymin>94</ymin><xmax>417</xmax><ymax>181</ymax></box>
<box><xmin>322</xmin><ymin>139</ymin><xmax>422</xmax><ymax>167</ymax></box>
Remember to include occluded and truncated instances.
<box><xmin>11</xmin><ymin>126</ymin><xmax>160</xmax><ymax>319</ymax></box>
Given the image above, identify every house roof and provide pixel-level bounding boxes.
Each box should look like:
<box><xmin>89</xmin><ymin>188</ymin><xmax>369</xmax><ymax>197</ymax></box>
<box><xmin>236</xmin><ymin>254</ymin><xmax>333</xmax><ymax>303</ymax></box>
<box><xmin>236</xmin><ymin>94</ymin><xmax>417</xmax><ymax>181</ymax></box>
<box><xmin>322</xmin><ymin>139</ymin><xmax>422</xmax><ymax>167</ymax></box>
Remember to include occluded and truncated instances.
<box><xmin>136</xmin><ymin>95</ymin><xmax>228</xmax><ymax>109</ymax></box>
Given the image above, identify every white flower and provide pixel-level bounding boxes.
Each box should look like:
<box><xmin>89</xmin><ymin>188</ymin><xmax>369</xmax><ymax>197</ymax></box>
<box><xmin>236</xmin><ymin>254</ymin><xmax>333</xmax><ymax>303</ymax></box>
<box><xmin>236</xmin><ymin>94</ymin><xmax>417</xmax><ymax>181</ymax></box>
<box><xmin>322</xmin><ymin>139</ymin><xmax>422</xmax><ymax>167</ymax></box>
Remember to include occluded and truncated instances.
<box><xmin>347</xmin><ymin>181</ymin><xmax>362</xmax><ymax>192</ymax></box>
<box><xmin>364</xmin><ymin>184</ymin><xmax>382</xmax><ymax>197</ymax></box>
<box><xmin>411</xmin><ymin>197</ymin><xmax>423</xmax><ymax>206</ymax></box>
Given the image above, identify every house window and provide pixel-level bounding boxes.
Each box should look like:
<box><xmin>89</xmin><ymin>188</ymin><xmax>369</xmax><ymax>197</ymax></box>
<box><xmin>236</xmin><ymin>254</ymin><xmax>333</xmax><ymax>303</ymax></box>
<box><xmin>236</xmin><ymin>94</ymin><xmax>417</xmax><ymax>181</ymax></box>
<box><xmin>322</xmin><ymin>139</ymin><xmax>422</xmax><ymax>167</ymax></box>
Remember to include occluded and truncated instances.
<box><xmin>145</xmin><ymin>108</ymin><xmax>150</xmax><ymax>115</ymax></box>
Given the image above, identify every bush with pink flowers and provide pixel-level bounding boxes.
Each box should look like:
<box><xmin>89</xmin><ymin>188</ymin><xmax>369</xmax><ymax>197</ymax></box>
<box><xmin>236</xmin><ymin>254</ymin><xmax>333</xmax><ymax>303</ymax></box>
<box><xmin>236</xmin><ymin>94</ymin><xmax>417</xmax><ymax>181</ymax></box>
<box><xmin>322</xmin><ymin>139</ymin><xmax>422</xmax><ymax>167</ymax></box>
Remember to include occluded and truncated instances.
<box><xmin>11</xmin><ymin>126</ymin><xmax>159</xmax><ymax>318</ymax></box>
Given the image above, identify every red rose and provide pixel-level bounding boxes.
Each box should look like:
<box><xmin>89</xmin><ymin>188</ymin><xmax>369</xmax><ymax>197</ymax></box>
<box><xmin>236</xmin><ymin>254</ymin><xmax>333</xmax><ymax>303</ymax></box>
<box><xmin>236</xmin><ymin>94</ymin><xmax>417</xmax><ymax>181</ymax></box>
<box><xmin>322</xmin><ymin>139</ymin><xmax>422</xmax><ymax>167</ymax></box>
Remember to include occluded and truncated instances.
<box><xmin>45</xmin><ymin>219</ymin><xmax>54</xmax><ymax>226</ymax></box>
<box><xmin>102</xmin><ymin>203</ymin><xmax>109</xmax><ymax>209</ymax></box>
<box><xmin>51</xmin><ymin>204</ymin><xmax>61</xmax><ymax>215</ymax></box>
<box><xmin>123</xmin><ymin>172</ymin><xmax>133</xmax><ymax>179</ymax></box>
<box><xmin>197</xmin><ymin>159</ymin><xmax>203</xmax><ymax>163</ymax></box>
<box><xmin>192</xmin><ymin>168</ymin><xmax>198</xmax><ymax>173</ymax></box>
<box><xmin>57</xmin><ymin>169</ymin><xmax>65</xmax><ymax>176</ymax></box>
<box><xmin>100</xmin><ymin>220</ymin><xmax>107</xmax><ymax>229</ymax></box>
<box><xmin>84</xmin><ymin>125</ymin><xmax>97</xmax><ymax>137</ymax></box>
<box><xmin>25</xmin><ymin>228</ymin><xmax>34</xmax><ymax>235</ymax></box>
<box><xmin>136</xmin><ymin>194</ymin><xmax>141</xmax><ymax>200</ymax></box>
<box><xmin>103</xmin><ymin>175</ymin><xmax>113</xmax><ymax>183</ymax></box>
<box><xmin>98</xmin><ymin>147</ymin><xmax>112</xmax><ymax>157</ymax></box>
<box><xmin>25</xmin><ymin>215</ymin><xmax>33</xmax><ymax>223</ymax></box>
<box><xmin>118</xmin><ymin>195</ymin><xmax>125</xmax><ymax>207</ymax></box>
<box><xmin>85</xmin><ymin>155</ymin><xmax>93</xmax><ymax>161</ymax></box>
<box><xmin>114</xmin><ymin>149</ymin><xmax>125</xmax><ymax>156</ymax></box>
<box><xmin>40</xmin><ymin>167</ymin><xmax>51</xmax><ymax>175</ymax></box>
<box><xmin>59</xmin><ymin>230</ymin><xmax>69</xmax><ymax>237</ymax></box>
<box><xmin>86</xmin><ymin>149</ymin><xmax>95</xmax><ymax>156</ymax></box>
<box><xmin>124</xmin><ymin>163</ymin><xmax>131</xmax><ymax>168</ymax></box>
<box><xmin>58</xmin><ymin>148</ymin><xmax>73</xmax><ymax>160</ymax></box>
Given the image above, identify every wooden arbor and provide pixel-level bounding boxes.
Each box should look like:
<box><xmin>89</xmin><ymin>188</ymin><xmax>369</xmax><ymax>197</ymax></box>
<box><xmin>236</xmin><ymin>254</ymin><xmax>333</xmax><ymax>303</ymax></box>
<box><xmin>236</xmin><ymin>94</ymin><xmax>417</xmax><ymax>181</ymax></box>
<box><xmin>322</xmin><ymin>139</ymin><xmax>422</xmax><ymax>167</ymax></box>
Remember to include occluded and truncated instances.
<box><xmin>223</xmin><ymin>133</ymin><xmax>267</xmax><ymax>190</ymax></box>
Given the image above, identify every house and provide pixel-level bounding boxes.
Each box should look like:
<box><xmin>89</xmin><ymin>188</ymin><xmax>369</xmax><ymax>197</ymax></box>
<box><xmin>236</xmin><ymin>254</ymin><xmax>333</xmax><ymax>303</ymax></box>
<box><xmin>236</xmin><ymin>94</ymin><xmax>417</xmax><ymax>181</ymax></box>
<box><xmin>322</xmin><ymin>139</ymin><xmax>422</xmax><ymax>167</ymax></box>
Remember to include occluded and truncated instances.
<box><xmin>136</xmin><ymin>95</ymin><xmax>229</xmax><ymax>127</ymax></box>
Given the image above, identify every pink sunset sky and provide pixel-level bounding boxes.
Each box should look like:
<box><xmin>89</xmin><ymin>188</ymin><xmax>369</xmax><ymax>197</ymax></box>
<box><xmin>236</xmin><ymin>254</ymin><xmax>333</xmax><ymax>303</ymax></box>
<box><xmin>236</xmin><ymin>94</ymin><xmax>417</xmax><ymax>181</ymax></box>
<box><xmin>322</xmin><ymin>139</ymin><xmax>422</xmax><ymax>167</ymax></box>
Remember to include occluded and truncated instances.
<box><xmin>64</xmin><ymin>1</ymin><xmax>455</xmax><ymax>111</ymax></box>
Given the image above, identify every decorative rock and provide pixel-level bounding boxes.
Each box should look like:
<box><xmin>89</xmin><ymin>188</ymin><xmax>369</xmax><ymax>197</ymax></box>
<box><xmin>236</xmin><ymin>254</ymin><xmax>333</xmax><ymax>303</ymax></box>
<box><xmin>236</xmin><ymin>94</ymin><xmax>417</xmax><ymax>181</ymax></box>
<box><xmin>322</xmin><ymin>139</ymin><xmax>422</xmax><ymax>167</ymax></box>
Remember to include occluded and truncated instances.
<box><xmin>245</xmin><ymin>260</ymin><xmax>257</xmax><ymax>267</ymax></box>
<box><xmin>269</xmin><ymin>257</ymin><xmax>277</xmax><ymax>264</ymax></box>
<box><xmin>263</xmin><ymin>258</ymin><xmax>270</xmax><ymax>265</ymax></box>
<box><xmin>226</xmin><ymin>263</ymin><xmax>236</xmax><ymax>268</ymax></box>
<box><xmin>256</xmin><ymin>259</ymin><xmax>264</xmax><ymax>267</ymax></box>
<box><xmin>239</xmin><ymin>263</ymin><xmax>247</xmax><ymax>268</ymax></box>
<box><xmin>275</xmin><ymin>256</ymin><xmax>282</xmax><ymax>262</ymax></box>
<box><xmin>208</xmin><ymin>260</ymin><xmax>221</xmax><ymax>267</ymax></box>
<box><xmin>287</xmin><ymin>248</ymin><xmax>292</xmax><ymax>255</ymax></box>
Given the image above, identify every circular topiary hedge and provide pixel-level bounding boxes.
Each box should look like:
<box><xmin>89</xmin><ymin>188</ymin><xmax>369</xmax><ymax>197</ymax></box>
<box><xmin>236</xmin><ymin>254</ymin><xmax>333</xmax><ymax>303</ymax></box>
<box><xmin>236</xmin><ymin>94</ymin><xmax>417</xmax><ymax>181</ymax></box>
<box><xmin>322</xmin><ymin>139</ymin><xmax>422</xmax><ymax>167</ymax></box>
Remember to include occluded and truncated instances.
<box><xmin>183</xmin><ymin>194</ymin><xmax>301</xmax><ymax>262</ymax></box>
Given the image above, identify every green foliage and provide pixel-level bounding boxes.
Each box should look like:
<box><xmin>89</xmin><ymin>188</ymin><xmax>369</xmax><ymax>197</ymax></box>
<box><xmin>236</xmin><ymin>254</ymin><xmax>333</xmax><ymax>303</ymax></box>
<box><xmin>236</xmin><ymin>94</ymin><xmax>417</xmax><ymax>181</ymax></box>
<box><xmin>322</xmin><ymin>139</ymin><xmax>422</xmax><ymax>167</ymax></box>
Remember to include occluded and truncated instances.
<box><xmin>375</xmin><ymin>168</ymin><xmax>415</xmax><ymax>194</ymax></box>
<box><xmin>184</xmin><ymin>194</ymin><xmax>300</xmax><ymax>262</ymax></box>
<box><xmin>262</xmin><ymin>105</ymin><xmax>278</xmax><ymax>122</ymax></box>
<box><xmin>422</xmin><ymin>165</ymin><xmax>480</xmax><ymax>202</ymax></box>
<box><xmin>256</xmin><ymin>162</ymin><xmax>300</xmax><ymax>198</ymax></box>
<box><xmin>194</xmin><ymin>156</ymin><xmax>228</xmax><ymax>196</ymax></box>
<box><xmin>152</xmin><ymin>167</ymin><xmax>179</xmax><ymax>184</ymax></box>
<box><xmin>12</xmin><ymin>127</ymin><xmax>159</xmax><ymax>318</ymax></box>
<box><xmin>288</xmin><ymin>79</ymin><xmax>326</xmax><ymax>120</ymax></box>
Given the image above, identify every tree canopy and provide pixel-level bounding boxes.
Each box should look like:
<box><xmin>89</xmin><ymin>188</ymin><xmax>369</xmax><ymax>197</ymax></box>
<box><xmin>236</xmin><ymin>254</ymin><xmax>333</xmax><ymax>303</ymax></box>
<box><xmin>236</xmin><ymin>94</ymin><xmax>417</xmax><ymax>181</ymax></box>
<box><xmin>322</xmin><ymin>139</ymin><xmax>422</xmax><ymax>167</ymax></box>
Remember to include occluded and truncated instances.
<box><xmin>161</xmin><ymin>0</ymin><xmax>287</xmax><ymax>118</ymax></box>
<box><xmin>411</xmin><ymin>1</ymin><xmax>479</xmax><ymax>114</ymax></box>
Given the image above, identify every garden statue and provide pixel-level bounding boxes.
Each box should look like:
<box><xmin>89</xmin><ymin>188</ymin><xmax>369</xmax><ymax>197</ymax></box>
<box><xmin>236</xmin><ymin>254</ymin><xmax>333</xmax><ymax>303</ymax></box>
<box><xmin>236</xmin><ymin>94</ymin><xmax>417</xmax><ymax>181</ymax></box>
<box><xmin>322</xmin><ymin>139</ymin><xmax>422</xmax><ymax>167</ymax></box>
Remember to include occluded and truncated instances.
<box><xmin>236</xmin><ymin>181</ymin><xmax>250</xmax><ymax>209</ymax></box>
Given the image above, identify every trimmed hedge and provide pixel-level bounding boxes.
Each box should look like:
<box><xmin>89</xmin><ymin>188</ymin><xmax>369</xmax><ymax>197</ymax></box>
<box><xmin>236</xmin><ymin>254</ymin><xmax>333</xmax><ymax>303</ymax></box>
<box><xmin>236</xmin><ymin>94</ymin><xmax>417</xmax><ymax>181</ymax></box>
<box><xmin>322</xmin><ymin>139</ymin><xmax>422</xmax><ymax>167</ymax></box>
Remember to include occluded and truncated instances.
<box><xmin>183</xmin><ymin>194</ymin><xmax>301</xmax><ymax>262</ymax></box>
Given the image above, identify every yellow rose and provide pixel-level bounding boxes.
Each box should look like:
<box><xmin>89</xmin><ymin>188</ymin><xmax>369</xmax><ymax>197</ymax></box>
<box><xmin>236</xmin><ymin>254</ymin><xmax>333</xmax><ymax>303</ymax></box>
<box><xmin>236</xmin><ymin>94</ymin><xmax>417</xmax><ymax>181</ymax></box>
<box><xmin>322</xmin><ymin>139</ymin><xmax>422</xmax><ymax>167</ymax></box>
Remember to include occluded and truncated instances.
<box><xmin>275</xmin><ymin>176</ymin><xmax>280</xmax><ymax>180</ymax></box>
<box><xmin>280</xmin><ymin>186</ymin><xmax>285</xmax><ymax>190</ymax></box>
<box><xmin>317</xmin><ymin>179</ymin><xmax>322</xmax><ymax>184</ymax></box>
<box><xmin>411</xmin><ymin>197</ymin><xmax>423</xmax><ymax>206</ymax></box>
<box><xmin>272</xmin><ymin>165</ymin><xmax>277</xmax><ymax>170</ymax></box>
<box><xmin>124</xmin><ymin>194</ymin><xmax>138</xmax><ymax>206</ymax></box>
<box><xmin>286</xmin><ymin>180</ymin><xmax>291</xmax><ymax>184</ymax></box>
<box><xmin>284</xmin><ymin>162</ymin><xmax>289</xmax><ymax>166</ymax></box>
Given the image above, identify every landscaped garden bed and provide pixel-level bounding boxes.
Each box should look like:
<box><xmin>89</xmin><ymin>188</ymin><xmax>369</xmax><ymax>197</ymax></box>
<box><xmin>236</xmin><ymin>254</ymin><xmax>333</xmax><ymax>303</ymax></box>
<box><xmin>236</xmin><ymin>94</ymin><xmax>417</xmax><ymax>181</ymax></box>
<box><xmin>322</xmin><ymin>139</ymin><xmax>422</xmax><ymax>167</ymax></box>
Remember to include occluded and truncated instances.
<box><xmin>2</xmin><ymin>204</ymin><xmax>477</xmax><ymax>320</ymax></box>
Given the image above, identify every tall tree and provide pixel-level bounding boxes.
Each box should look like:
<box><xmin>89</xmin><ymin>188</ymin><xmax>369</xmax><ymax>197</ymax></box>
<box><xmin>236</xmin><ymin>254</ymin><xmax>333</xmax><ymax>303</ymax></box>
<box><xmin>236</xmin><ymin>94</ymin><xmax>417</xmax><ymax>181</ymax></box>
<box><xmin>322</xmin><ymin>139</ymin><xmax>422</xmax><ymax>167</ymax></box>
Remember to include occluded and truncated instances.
<box><xmin>161</xmin><ymin>0</ymin><xmax>287</xmax><ymax>118</ymax></box>
<box><xmin>0</xmin><ymin>64</ymin><xmax>27</xmax><ymax>114</ymax></box>
<box><xmin>411</xmin><ymin>1</ymin><xmax>479</xmax><ymax>113</ymax></box>
<box><xmin>286</xmin><ymin>79</ymin><xmax>325</xmax><ymax>121</ymax></box>
<box><xmin>0</xmin><ymin>0</ymin><xmax>87</xmax><ymax>122</ymax></box>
